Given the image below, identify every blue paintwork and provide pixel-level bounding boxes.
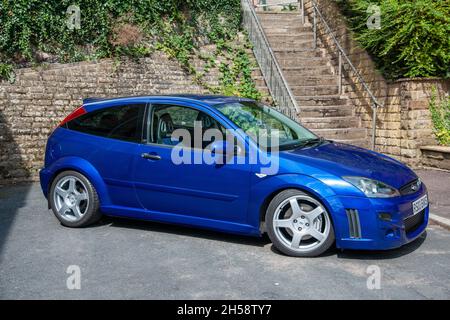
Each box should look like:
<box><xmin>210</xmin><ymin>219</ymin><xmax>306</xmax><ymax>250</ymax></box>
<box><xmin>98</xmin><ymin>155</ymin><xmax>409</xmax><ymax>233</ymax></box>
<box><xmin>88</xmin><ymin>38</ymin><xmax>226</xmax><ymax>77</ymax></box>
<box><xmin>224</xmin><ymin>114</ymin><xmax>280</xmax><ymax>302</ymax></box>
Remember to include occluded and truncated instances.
<box><xmin>40</xmin><ymin>95</ymin><xmax>428</xmax><ymax>250</ymax></box>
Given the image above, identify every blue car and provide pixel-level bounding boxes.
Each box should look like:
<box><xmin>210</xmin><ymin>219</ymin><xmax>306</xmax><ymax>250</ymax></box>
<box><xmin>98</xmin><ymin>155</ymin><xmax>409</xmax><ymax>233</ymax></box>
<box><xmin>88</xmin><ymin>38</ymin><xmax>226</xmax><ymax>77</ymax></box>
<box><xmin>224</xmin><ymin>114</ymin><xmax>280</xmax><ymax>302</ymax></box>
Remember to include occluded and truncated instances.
<box><xmin>39</xmin><ymin>95</ymin><xmax>428</xmax><ymax>257</ymax></box>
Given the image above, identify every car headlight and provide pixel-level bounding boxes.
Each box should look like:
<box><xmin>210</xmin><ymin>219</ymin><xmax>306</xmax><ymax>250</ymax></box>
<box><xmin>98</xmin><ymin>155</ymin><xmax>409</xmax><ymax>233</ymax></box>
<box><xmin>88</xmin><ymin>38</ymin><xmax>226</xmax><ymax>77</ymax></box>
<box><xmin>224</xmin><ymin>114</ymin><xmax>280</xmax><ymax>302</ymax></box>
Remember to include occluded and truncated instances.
<box><xmin>343</xmin><ymin>176</ymin><xmax>400</xmax><ymax>198</ymax></box>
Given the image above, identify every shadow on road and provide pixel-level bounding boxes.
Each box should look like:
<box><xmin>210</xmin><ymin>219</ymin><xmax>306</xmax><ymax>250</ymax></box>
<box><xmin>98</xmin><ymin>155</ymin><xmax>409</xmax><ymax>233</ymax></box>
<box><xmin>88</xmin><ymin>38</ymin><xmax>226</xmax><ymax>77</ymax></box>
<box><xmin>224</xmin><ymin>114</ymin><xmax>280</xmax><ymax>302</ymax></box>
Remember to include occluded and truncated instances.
<box><xmin>336</xmin><ymin>231</ymin><xmax>427</xmax><ymax>260</ymax></box>
<box><xmin>104</xmin><ymin>215</ymin><xmax>272</xmax><ymax>247</ymax></box>
<box><xmin>0</xmin><ymin>110</ymin><xmax>32</xmax><ymax>258</ymax></box>
<box><xmin>102</xmin><ymin>215</ymin><xmax>427</xmax><ymax>259</ymax></box>
<box><xmin>0</xmin><ymin>184</ymin><xmax>32</xmax><ymax>259</ymax></box>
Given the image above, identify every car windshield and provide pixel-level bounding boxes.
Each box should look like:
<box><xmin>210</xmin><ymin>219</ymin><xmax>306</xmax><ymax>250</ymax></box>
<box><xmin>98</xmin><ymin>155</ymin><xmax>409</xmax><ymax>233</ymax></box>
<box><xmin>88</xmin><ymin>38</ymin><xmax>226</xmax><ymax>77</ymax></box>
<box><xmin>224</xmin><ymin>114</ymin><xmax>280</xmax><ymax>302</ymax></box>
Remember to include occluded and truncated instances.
<box><xmin>215</xmin><ymin>101</ymin><xmax>318</xmax><ymax>150</ymax></box>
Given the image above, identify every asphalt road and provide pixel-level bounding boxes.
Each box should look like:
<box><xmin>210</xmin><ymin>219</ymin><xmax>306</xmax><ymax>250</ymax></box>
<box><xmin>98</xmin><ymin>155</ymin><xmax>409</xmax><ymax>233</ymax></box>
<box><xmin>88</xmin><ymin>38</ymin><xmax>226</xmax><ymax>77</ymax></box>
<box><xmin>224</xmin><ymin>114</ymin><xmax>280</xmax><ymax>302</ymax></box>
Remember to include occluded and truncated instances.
<box><xmin>1</xmin><ymin>183</ymin><xmax>450</xmax><ymax>299</ymax></box>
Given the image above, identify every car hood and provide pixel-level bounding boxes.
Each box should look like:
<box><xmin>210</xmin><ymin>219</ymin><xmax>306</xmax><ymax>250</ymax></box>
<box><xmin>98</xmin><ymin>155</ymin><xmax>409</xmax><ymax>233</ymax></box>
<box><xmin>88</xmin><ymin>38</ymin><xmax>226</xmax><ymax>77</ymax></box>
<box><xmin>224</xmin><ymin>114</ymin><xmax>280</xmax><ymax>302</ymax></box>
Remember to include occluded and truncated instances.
<box><xmin>281</xmin><ymin>142</ymin><xmax>417</xmax><ymax>189</ymax></box>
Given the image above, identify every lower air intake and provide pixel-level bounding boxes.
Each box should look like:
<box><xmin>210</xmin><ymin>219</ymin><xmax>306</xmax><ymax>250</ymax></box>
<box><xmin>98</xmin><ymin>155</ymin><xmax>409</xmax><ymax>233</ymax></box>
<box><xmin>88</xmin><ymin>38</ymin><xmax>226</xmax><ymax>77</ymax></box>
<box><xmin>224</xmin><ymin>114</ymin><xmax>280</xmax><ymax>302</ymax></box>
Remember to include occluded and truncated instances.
<box><xmin>346</xmin><ymin>209</ymin><xmax>362</xmax><ymax>239</ymax></box>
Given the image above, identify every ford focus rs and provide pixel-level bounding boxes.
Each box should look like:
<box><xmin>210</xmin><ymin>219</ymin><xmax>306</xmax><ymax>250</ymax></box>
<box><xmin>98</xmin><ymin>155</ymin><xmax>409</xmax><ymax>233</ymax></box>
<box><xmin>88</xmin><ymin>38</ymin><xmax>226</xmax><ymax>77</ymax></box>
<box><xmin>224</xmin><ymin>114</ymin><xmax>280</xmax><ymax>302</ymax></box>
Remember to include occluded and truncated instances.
<box><xmin>40</xmin><ymin>95</ymin><xmax>428</xmax><ymax>257</ymax></box>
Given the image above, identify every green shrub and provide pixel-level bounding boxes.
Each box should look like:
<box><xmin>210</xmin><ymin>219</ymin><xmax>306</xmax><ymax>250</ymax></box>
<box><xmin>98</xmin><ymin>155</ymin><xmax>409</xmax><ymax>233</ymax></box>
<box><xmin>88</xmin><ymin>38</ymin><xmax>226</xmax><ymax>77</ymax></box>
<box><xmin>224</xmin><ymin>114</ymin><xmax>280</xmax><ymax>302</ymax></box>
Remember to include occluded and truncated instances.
<box><xmin>335</xmin><ymin>0</ymin><xmax>450</xmax><ymax>79</ymax></box>
<box><xmin>0</xmin><ymin>0</ymin><xmax>262</xmax><ymax>99</ymax></box>
<box><xmin>429</xmin><ymin>88</ymin><xmax>450</xmax><ymax>146</ymax></box>
<box><xmin>0</xmin><ymin>63</ymin><xmax>15</xmax><ymax>82</ymax></box>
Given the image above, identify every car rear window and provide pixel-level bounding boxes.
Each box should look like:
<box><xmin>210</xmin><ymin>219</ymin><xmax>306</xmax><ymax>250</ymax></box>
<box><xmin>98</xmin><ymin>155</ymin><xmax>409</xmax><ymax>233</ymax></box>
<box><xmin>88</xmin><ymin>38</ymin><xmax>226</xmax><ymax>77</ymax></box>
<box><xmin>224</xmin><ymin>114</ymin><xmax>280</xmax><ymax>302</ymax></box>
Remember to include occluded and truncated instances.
<box><xmin>66</xmin><ymin>104</ymin><xmax>145</xmax><ymax>142</ymax></box>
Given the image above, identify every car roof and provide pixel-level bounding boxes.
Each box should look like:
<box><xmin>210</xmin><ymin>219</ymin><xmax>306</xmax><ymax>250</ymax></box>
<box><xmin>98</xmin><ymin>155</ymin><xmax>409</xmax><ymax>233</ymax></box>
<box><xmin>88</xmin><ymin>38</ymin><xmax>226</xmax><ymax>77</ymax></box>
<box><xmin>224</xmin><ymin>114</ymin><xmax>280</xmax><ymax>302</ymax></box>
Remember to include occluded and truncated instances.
<box><xmin>83</xmin><ymin>94</ymin><xmax>255</xmax><ymax>107</ymax></box>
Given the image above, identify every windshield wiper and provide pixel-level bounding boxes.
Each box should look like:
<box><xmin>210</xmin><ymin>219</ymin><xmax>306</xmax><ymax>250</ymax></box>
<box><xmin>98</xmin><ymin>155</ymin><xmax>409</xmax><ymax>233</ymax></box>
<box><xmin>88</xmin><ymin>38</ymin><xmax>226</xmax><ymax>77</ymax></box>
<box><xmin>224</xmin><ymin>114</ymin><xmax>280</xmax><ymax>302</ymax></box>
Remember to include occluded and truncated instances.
<box><xmin>278</xmin><ymin>137</ymin><xmax>326</xmax><ymax>151</ymax></box>
<box><xmin>292</xmin><ymin>137</ymin><xmax>325</xmax><ymax>149</ymax></box>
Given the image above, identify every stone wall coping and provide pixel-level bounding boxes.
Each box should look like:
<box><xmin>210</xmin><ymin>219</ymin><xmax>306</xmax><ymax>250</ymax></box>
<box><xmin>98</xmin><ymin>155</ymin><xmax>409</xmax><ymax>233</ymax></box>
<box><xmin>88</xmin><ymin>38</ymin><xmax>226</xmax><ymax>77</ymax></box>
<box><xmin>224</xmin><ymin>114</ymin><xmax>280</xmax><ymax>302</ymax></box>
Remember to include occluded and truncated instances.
<box><xmin>395</xmin><ymin>77</ymin><xmax>450</xmax><ymax>84</ymax></box>
<box><xmin>420</xmin><ymin>145</ymin><xmax>450</xmax><ymax>154</ymax></box>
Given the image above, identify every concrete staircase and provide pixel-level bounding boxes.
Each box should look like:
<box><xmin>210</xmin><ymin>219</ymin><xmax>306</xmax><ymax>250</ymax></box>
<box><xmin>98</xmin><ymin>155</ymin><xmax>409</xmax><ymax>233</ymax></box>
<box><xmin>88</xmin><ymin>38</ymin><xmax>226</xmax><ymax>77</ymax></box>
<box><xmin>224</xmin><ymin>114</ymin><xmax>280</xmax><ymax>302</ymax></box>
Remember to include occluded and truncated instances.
<box><xmin>256</xmin><ymin>11</ymin><xmax>367</xmax><ymax>147</ymax></box>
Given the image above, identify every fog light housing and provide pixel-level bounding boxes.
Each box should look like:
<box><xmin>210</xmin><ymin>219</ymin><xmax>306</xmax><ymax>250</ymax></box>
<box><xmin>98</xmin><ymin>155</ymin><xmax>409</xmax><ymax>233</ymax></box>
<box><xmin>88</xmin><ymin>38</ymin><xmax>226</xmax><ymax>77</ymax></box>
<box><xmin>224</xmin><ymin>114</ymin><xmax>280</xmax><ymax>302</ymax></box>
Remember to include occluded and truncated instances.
<box><xmin>385</xmin><ymin>228</ymin><xmax>395</xmax><ymax>238</ymax></box>
<box><xmin>379</xmin><ymin>213</ymin><xmax>392</xmax><ymax>221</ymax></box>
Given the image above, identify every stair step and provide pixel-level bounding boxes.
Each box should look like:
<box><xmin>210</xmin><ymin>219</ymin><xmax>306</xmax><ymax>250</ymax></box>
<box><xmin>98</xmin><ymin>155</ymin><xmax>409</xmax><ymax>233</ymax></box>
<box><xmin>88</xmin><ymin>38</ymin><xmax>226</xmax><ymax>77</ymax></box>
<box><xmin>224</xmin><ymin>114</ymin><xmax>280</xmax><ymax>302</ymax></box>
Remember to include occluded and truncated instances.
<box><xmin>284</xmin><ymin>75</ymin><xmax>337</xmax><ymax>85</ymax></box>
<box><xmin>258</xmin><ymin>13</ymin><xmax>304</xmax><ymax>21</ymax></box>
<box><xmin>256</xmin><ymin>12</ymin><xmax>303</xmax><ymax>15</ymax></box>
<box><xmin>332</xmin><ymin>139</ymin><xmax>369</xmax><ymax>148</ymax></box>
<box><xmin>310</xmin><ymin>128</ymin><xmax>367</xmax><ymax>140</ymax></box>
<box><xmin>300</xmin><ymin>116</ymin><xmax>360</xmax><ymax>129</ymax></box>
<box><xmin>290</xmin><ymin>85</ymin><xmax>339</xmax><ymax>96</ymax></box>
<box><xmin>277</xmin><ymin>57</ymin><xmax>329</xmax><ymax>68</ymax></box>
<box><xmin>263</xmin><ymin>26</ymin><xmax>313</xmax><ymax>34</ymax></box>
<box><xmin>266</xmin><ymin>34</ymin><xmax>314</xmax><ymax>42</ymax></box>
<box><xmin>282</xmin><ymin>65</ymin><xmax>333</xmax><ymax>75</ymax></box>
<box><xmin>296</xmin><ymin>95</ymin><xmax>348</xmax><ymax>106</ymax></box>
<box><xmin>300</xmin><ymin>105</ymin><xmax>353</xmax><ymax>118</ymax></box>
<box><xmin>275</xmin><ymin>50</ymin><xmax>323</xmax><ymax>59</ymax></box>
<box><xmin>270</xmin><ymin>42</ymin><xmax>316</xmax><ymax>50</ymax></box>
<box><xmin>280</xmin><ymin>66</ymin><xmax>337</xmax><ymax>78</ymax></box>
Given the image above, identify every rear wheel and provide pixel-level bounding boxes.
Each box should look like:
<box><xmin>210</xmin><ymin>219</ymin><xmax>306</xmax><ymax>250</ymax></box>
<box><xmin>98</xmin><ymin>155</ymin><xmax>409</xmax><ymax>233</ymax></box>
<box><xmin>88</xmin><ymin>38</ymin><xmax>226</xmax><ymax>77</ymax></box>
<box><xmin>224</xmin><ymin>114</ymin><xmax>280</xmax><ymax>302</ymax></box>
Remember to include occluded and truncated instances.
<box><xmin>49</xmin><ymin>170</ymin><xmax>101</xmax><ymax>227</ymax></box>
<box><xmin>266</xmin><ymin>189</ymin><xmax>335</xmax><ymax>257</ymax></box>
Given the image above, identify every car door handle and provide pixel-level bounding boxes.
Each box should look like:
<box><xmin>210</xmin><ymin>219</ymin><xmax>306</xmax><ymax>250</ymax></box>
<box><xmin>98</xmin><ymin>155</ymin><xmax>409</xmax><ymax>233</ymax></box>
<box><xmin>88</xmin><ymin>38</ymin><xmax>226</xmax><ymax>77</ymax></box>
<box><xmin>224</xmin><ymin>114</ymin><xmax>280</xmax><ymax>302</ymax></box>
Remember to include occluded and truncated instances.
<box><xmin>141</xmin><ymin>153</ymin><xmax>161</xmax><ymax>160</ymax></box>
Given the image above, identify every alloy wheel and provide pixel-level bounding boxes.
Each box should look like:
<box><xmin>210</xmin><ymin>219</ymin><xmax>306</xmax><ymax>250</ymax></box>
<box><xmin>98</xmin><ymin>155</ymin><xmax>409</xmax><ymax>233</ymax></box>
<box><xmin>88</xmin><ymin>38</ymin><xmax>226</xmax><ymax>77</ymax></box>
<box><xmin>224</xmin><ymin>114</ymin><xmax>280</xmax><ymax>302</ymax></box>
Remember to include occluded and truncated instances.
<box><xmin>272</xmin><ymin>195</ymin><xmax>331</xmax><ymax>253</ymax></box>
<box><xmin>53</xmin><ymin>175</ymin><xmax>89</xmax><ymax>222</ymax></box>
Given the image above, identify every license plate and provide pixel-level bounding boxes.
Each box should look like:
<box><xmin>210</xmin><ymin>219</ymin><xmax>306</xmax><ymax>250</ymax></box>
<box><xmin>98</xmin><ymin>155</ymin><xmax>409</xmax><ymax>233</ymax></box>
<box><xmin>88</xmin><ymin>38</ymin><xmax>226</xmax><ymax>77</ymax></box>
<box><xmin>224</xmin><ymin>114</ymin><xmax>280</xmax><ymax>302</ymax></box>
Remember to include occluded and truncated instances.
<box><xmin>412</xmin><ymin>195</ymin><xmax>428</xmax><ymax>215</ymax></box>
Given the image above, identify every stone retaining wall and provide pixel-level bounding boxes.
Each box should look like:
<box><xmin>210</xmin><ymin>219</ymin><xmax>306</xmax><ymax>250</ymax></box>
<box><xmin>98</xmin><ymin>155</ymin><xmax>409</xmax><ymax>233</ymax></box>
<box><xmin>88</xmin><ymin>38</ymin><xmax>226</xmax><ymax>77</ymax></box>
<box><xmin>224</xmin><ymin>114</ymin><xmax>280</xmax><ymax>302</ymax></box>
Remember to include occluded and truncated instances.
<box><xmin>0</xmin><ymin>51</ymin><xmax>268</xmax><ymax>184</ymax></box>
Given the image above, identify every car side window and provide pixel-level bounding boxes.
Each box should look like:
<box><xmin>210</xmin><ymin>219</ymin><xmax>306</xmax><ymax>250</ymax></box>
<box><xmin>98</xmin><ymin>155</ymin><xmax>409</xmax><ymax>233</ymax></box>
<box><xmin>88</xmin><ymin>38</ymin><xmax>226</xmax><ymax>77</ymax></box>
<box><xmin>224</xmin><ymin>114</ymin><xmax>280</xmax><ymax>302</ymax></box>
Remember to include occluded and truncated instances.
<box><xmin>149</xmin><ymin>104</ymin><xmax>224</xmax><ymax>149</ymax></box>
<box><xmin>67</xmin><ymin>104</ymin><xmax>145</xmax><ymax>142</ymax></box>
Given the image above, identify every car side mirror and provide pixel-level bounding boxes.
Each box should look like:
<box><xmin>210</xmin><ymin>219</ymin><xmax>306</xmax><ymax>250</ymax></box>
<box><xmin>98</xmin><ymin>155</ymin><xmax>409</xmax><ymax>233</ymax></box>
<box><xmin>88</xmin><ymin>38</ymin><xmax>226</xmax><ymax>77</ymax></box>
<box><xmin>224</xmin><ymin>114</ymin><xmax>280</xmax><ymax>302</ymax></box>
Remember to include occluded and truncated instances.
<box><xmin>211</xmin><ymin>140</ymin><xmax>231</xmax><ymax>155</ymax></box>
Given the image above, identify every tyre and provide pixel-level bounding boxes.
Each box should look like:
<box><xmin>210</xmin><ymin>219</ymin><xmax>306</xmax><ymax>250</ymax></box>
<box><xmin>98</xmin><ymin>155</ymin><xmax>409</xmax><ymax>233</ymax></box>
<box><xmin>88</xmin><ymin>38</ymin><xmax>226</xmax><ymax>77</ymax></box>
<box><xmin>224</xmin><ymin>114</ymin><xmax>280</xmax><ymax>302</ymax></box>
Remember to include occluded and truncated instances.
<box><xmin>49</xmin><ymin>170</ymin><xmax>101</xmax><ymax>227</ymax></box>
<box><xmin>266</xmin><ymin>189</ymin><xmax>335</xmax><ymax>257</ymax></box>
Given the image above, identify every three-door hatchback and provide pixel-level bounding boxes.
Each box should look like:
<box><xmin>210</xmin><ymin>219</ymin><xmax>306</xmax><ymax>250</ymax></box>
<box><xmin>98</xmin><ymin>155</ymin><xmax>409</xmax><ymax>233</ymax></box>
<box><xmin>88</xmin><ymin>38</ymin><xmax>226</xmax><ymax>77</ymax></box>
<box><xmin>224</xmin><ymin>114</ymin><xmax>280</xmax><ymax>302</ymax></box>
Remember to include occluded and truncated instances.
<box><xmin>40</xmin><ymin>95</ymin><xmax>428</xmax><ymax>257</ymax></box>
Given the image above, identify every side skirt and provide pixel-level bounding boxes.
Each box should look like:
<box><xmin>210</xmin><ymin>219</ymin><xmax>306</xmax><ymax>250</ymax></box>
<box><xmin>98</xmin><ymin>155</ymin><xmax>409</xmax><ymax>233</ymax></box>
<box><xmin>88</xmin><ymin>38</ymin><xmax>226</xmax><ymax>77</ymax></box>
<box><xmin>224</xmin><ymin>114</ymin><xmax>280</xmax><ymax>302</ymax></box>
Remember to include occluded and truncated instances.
<box><xmin>100</xmin><ymin>205</ymin><xmax>261</xmax><ymax>237</ymax></box>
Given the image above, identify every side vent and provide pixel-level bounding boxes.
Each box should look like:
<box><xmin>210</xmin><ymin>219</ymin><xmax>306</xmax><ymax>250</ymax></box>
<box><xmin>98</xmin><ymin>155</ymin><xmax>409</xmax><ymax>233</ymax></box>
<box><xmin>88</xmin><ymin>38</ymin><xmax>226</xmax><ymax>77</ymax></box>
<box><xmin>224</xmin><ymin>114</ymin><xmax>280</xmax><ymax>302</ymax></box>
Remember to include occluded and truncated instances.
<box><xmin>346</xmin><ymin>209</ymin><xmax>362</xmax><ymax>239</ymax></box>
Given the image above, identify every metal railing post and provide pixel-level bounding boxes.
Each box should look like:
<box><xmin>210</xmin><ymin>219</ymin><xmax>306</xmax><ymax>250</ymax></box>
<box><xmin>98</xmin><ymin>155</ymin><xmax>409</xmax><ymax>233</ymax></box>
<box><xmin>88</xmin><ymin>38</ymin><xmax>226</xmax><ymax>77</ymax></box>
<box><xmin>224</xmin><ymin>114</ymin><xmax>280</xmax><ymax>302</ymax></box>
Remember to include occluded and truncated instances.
<box><xmin>372</xmin><ymin>104</ymin><xmax>377</xmax><ymax>151</ymax></box>
<box><xmin>306</xmin><ymin>0</ymin><xmax>383</xmax><ymax>149</ymax></box>
<box><xmin>338</xmin><ymin>51</ymin><xmax>342</xmax><ymax>95</ymax></box>
<box><xmin>300</xmin><ymin>0</ymin><xmax>305</xmax><ymax>25</ymax></box>
<box><xmin>313</xmin><ymin>6</ymin><xmax>317</xmax><ymax>49</ymax></box>
<box><xmin>241</xmin><ymin>0</ymin><xmax>300</xmax><ymax>116</ymax></box>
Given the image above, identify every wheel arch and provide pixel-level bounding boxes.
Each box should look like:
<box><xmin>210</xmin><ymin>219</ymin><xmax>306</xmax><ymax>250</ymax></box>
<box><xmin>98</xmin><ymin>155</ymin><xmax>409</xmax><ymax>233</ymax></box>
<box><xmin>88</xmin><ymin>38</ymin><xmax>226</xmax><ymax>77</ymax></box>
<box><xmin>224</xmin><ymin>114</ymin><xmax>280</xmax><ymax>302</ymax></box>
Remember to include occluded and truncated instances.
<box><xmin>45</xmin><ymin>156</ymin><xmax>111</xmax><ymax>207</ymax></box>
<box><xmin>248</xmin><ymin>174</ymin><xmax>337</xmax><ymax>233</ymax></box>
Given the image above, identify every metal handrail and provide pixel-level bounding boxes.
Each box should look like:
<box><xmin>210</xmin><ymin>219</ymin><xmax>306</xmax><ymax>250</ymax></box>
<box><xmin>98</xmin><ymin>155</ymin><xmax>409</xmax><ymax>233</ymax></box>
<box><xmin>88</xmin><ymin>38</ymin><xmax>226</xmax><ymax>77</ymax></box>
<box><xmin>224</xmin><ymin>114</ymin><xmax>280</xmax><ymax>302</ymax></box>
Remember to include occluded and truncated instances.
<box><xmin>302</xmin><ymin>0</ymin><xmax>383</xmax><ymax>149</ymax></box>
<box><xmin>241</xmin><ymin>0</ymin><xmax>299</xmax><ymax>118</ymax></box>
<box><xmin>248</xmin><ymin>0</ymin><xmax>383</xmax><ymax>150</ymax></box>
<box><xmin>307</xmin><ymin>0</ymin><xmax>382</xmax><ymax>109</ymax></box>
<box><xmin>255</xmin><ymin>1</ymin><xmax>299</xmax><ymax>8</ymax></box>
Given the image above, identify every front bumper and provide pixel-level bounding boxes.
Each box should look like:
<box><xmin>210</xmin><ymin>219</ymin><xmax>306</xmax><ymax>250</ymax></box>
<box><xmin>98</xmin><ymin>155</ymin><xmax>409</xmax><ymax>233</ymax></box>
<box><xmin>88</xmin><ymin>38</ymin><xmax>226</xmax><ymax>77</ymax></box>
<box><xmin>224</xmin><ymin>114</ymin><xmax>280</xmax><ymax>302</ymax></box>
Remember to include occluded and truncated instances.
<box><xmin>328</xmin><ymin>184</ymin><xmax>428</xmax><ymax>250</ymax></box>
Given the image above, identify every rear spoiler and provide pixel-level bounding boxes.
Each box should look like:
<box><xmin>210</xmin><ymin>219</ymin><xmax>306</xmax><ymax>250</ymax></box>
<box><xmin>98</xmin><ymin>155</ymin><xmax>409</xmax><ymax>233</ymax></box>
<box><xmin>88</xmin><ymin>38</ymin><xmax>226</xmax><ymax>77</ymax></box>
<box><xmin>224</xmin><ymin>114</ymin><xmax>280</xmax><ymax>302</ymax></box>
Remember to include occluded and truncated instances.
<box><xmin>83</xmin><ymin>97</ymin><xmax>107</xmax><ymax>104</ymax></box>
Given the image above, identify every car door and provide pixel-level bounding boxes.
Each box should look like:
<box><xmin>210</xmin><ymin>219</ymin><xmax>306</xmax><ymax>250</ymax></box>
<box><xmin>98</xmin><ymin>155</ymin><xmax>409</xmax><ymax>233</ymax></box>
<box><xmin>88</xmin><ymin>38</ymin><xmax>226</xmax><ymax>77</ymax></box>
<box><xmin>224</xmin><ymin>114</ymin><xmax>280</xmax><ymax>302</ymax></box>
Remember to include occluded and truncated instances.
<box><xmin>133</xmin><ymin>102</ymin><xmax>252</xmax><ymax>224</ymax></box>
<box><xmin>66</xmin><ymin>102</ymin><xmax>146</xmax><ymax>208</ymax></box>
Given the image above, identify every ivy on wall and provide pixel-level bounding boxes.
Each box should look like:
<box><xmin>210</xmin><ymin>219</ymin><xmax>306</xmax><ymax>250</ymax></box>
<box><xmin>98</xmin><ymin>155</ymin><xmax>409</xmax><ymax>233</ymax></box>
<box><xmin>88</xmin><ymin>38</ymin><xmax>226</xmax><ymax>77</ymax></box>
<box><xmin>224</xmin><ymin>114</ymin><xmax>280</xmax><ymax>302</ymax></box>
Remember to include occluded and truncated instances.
<box><xmin>429</xmin><ymin>87</ymin><xmax>450</xmax><ymax>146</ymax></box>
<box><xmin>0</xmin><ymin>0</ymin><xmax>262</xmax><ymax>100</ymax></box>
<box><xmin>335</xmin><ymin>0</ymin><xmax>450</xmax><ymax>79</ymax></box>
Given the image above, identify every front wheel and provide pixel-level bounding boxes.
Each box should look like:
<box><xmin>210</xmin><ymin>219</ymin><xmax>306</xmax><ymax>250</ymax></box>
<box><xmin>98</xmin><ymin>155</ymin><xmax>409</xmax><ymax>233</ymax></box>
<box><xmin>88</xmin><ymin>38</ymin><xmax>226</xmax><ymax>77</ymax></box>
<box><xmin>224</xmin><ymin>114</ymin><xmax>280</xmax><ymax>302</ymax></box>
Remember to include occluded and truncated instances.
<box><xmin>266</xmin><ymin>189</ymin><xmax>335</xmax><ymax>257</ymax></box>
<box><xmin>49</xmin><ymin>170</ymin><xmax>102</xmax><ymax>227</ymax></box>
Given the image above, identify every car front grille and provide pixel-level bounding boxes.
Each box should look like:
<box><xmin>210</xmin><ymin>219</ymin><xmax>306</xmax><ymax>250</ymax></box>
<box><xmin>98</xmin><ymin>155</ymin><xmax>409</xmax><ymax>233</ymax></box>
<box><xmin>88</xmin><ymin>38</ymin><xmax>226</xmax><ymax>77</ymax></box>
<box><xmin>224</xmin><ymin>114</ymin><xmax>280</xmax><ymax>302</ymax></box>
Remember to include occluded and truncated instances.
<box><xmin>399</xmin><ymin>178</ymin><xmax>421</xmax><ymax>196</ymax></box>
<box><xmin>404</xmin><ymin>209</ymin><xmax>425</xmax><ymax>234</ymax></box>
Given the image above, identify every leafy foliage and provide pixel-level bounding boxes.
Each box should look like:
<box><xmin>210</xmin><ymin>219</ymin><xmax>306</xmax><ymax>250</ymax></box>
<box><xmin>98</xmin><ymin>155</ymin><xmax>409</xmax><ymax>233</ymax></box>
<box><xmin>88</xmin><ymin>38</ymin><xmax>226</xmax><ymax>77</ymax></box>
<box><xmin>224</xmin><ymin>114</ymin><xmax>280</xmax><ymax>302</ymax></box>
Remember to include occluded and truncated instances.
<box><xmin>0</xmin><ymin>0</ymin><xmax>262</xmax><ymax>99</ymax></box>
<box><xmin>429</xmin><ymin>88</ymin><xmax>450</xmax><ymax>146</ymax></box>
<box><xmin>335</xmin><ymin>0</ymin><xmax>450</xmax><ymax>79</ymax></box>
